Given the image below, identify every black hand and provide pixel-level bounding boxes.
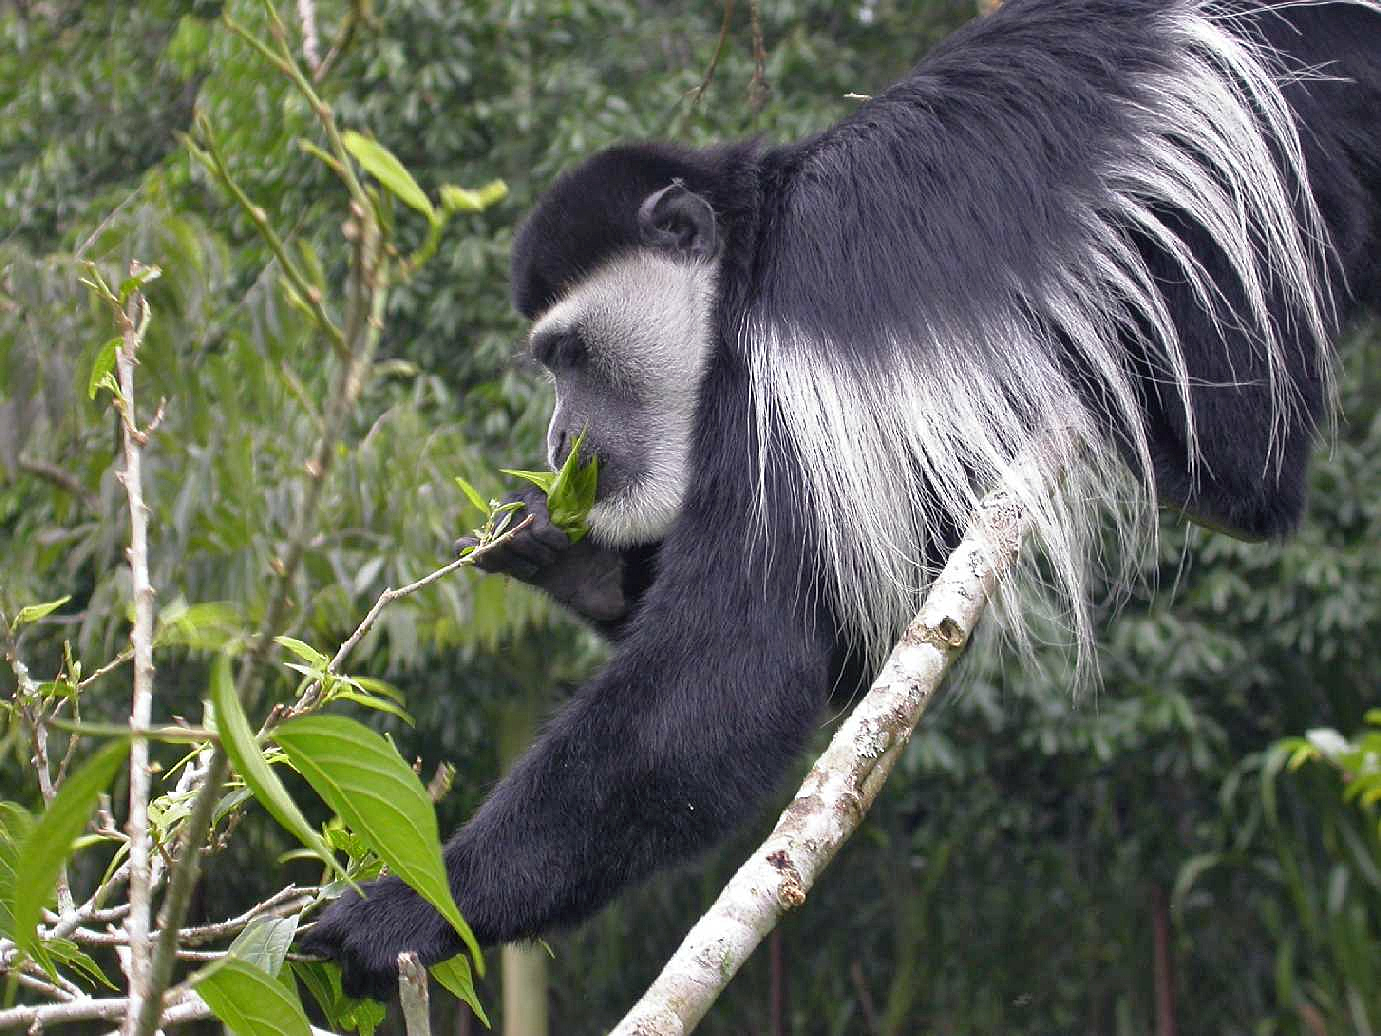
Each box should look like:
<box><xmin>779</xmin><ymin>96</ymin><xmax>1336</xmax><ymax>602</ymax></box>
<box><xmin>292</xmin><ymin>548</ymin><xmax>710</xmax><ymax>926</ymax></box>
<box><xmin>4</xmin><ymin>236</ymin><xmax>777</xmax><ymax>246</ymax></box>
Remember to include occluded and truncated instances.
<box><xmin>456</xmin><ymin>487</ymin><xmax>573</xmax><ymax>582</ymax></box>
<box><xmin>300</xmin><ymin>877</ymin><xmax>457</xmax><ymax>1001</ymax></box>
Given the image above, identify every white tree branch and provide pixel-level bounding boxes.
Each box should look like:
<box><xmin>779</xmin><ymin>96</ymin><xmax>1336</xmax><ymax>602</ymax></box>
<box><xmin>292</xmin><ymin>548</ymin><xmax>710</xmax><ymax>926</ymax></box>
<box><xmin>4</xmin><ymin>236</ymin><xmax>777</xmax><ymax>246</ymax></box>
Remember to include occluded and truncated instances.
<box><xmin>397</xmin><ymin>953</ymin><xmax>433</xmax><ymax>1036</ymax></box>
<box><xmin>297</xmin><ymin>0</ymin><xmax>322</xmax><ymax>72</ymax></box>
<box><xmin>111</xmin><ymin>280</ymin><xmax>159</xmax><ymax>1036</ymax></box>
<box><xmin>0</xmin><ymin>991</ymin><xmax>211</xmax><ymax>1031</ymax></box>
<box><xmin>610</xmin><ymin>482</ymin><xmax>1033</xmax><ymax>1036</ymax></box>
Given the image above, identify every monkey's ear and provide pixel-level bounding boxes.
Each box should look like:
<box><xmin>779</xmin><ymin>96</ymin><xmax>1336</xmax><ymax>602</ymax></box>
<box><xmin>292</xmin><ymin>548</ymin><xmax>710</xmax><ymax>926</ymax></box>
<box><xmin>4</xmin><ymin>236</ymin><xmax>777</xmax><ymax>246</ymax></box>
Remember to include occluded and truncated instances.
<box><xmin>638</xmin><ymin>181</ymin><xmax>719</xmax><ymax>260</ymax></box>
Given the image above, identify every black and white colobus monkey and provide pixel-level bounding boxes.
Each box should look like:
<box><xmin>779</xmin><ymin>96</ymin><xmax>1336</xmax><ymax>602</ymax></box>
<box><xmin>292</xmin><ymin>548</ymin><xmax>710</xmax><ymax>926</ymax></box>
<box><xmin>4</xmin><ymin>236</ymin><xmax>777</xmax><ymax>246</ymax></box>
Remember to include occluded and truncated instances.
<box><xmin>305</xmin><ymin>0</ymin><xmax>1381</xmax><ymax>997</ymax></box>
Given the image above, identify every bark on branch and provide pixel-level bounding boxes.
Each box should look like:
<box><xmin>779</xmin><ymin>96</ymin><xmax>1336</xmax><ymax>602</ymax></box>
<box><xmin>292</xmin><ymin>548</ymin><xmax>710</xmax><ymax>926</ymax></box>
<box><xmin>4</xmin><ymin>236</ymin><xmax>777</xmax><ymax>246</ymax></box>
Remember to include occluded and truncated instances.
<box><xmin>610</xmin><ymin>481</ymin><xmax>1033</xmax><ymax>1035</ymax></box>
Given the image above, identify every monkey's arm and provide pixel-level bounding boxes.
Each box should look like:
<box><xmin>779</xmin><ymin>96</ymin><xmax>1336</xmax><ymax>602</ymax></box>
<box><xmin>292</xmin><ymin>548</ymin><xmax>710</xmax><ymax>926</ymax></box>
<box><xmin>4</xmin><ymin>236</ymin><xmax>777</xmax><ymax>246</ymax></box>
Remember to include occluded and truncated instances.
<box><xmin>458</xmin><ymin>488</ymin><xmax>659</xmax><ymax>639</ymax></box>
<box><xmin>301</xmin><ymin>518</ymin><xmax>833</xmax><ymax>999</ymax></box>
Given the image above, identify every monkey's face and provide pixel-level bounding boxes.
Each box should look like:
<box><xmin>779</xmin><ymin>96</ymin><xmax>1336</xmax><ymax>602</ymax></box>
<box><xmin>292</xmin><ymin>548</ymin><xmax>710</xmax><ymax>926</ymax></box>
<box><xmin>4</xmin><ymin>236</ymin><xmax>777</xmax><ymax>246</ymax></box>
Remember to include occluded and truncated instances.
<box><xmin>527</xmin><ymin>250</ymin><xmax>718</xmax><ymax>548</ymax></box>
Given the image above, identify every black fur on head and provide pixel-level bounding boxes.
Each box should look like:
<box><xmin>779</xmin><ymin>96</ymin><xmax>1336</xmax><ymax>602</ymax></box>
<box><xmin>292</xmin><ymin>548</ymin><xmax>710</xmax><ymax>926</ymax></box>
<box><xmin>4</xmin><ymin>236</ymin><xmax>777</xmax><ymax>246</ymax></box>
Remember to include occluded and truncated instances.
<box><xmin>510</xmin><ymin>141</ymin><xmax>759</xmax><ymax>319</ymax></box>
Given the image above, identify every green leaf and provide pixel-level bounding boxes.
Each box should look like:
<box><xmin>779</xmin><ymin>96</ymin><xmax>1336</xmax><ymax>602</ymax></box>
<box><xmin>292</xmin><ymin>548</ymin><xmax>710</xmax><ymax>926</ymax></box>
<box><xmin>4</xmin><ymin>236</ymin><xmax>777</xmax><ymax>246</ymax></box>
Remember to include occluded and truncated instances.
<box><xmin>273</xmin><ymin>715</ymin><xmax>483</xmax><ymax>974</ymax></box>
<box><xmin>339</xmin><ymin>995</ymin><xmax>387</xmax><ymax>1035</ymax></box>
<box><xmin>45</xmin><ymin>937</ymin><xmax>116</xmax><ymax>990</ymax></box>
<box><xmin>333</xmin><ymin>690</ymin><xmax>415</xmax><ymax>726</ymax></box>
<box><xmin>349</xmin><ymin>677</ymin><xmax>406</xmax><ymax>705</ymax></box>
<box><xmin>194</xmin><ymin>957</ymin><xmax>311</xmax><ymax>1036</ymax></box>
<box><xmin>500</xmin><ymin>468</ymin><xmax>556</xmax><ymax>493</ymax></box>
<box><xmin>88</xmin><ymin>339</ymin><xmax>120</xmax><ymax>400</ymax></box>
<box><xmin>341</xmin><ymin>132</ymin><xmax>435</xmax><ymax>221</ymax></box>
<box><xmin>275</xmin><ymin>637</ymin><xmax>329</xmax><ymax>669</ymax></box>
<box><xmin>209</xmin><ymin>654</ymin><xmax>344</xmax><ymax>881</ymax></box>
<box><xmin>0</xmin><ymin>803</ymin><xmax>34</xmax><ymax>938</ymax></box>
<box><xmin>11</xmin><ymin>740</ymin><xmax>129</xmax><ymax>961</ymax></box>
<box><xmin>439</xmin><ymin>180</ymin><xmax>508</xmax><ymax>214</ymax></box>
<box><xmin>292</xmin><ymin>960</ymin><xmax>344</xmax><ymax>1029</ymax></box>
<box><xmin>546</xmin><ymin>430</ymin><xmax>599</xmax><ymax>542</ymax></box>
<box><xmin>453</xmin><ymin>475</ymin><xmax>490</xmax><ymax>517</ymax></box>
<box><xmin>292</xmin><ymin>961</ymin><xmax>386</xmax><ymax>1036</ymax></box>
<box><xmin>429</xmin><ymin>956</ymin><xmax>490</xmax><ymax>1028</ymax></box>
<box><xmin>228</xmin><ymin>915</ymin><xmax>299</xmax><ymax>977</ymax></box>
<box><xmin>11</xmin><ymin>595</ymin><xmax>72</xmax><ymax>630</ymax></box>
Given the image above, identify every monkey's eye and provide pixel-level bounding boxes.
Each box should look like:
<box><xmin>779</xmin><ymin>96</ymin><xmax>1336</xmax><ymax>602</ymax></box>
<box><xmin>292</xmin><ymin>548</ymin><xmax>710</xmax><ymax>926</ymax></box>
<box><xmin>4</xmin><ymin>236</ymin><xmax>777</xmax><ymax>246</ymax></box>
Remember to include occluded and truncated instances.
<box><xmin>530</xmin><ymin>328</ymin><xmax>587</xmax><ymax>370</ymax></box>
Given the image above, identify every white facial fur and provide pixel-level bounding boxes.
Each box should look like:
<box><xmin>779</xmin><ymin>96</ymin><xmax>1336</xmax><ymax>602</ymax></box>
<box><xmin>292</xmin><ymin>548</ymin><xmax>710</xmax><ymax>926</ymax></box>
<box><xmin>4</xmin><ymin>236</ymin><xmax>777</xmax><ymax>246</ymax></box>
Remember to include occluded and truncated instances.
<box><xmin>530</xmin><ymin>249</ymin><xmax>718</xmax><ymax>547</ymax></box>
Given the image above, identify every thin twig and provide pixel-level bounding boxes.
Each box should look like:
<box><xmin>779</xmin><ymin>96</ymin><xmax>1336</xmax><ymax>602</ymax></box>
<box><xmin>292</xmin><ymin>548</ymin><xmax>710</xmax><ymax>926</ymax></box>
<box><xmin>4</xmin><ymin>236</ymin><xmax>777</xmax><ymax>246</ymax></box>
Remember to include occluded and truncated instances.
<box><xmin>44</xmin><ymin>862</ymin><xmax>133</xmax><ymax>944</ymax></box>
<box><xmin>747</xmin><ymin>0</ymin><xmax>769</xmax><ymax>112</ymax></box>
<box><xmin>64</xmin><ymin>886</ymin><xmax>312</xmax><ymax>950</ymax></box>
<box><xmin>189</xmin><ymin>117</ymin><xmax>346</xmax><ymax>357</ymax></box>
<box><xmin>75</xmin><ymin>186</ymin><xmax>144</xmax><ymax>261</ymax></box>
<box><xmin>683</xmin><ymin>0</ymin><xmax>734</xmax><ymax>120</ymax></box>
<box><xmin>339</xmin><ymin>532</ymin><xmax>530</xmax><ymax>666</ymax></box>
<box><xmin>74</xmin><ymin>650</ymin><xmax>134</xmax><ymax>690</ymax></box>
<box><xmin>5</xmin><ymin>968</ymin><xmax>75</xmax><ymax>1003</ymax></box>
<box><xmin>849</xmin><ymin>961</ymin><xmax>881</xmax><ymax>1035</ymax></box>
<box><xmin>183</xmin><ymin>884</ymin><xmax>315</xmax><ymax>946</ymax></box>
<box><xmin>43</xmin><ymin>903</ymin><xmax>130</xmax><ymax>930</ymax></box>
<box><xmin>272</xmin><ymin>515</ymin><xmax>534</xmax><ymax>724</ymax></box>
<box><xmin>55</xmin><ymin>688</ymin><xmax>84</xmax><ymax>786</ymax></box>
<box><xmin>105</xmin><ymin>273</ymin><xmax>159</xmax><ymax>1036</ymax></box>
<box><xmin>29</xmin><ymin>703</ymin><xmax>75</xmax><ymax>913</ymax></box>
<box><xmin>314</xmin><ymin>0</ymin><xmax>363</xmax><ymax>82</ymax></box>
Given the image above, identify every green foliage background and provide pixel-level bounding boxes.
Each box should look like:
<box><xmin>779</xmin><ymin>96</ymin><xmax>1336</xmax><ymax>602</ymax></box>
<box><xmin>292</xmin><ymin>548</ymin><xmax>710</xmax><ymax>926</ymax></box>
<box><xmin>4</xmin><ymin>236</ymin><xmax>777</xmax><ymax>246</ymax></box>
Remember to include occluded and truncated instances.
<box><xmin>0</xmin><ymin>1</ymin><xmax>1376</xmax><ymax>1033</ymax></box>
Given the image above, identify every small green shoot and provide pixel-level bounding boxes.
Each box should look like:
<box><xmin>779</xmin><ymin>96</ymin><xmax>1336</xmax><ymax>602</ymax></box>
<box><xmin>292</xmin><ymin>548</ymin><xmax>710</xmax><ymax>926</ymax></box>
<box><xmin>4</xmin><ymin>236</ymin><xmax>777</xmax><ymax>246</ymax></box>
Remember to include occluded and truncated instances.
<box><xmin>501</xmin><ymin>430</ymin><xmax>599</xmax><ymax>542</ymax></box>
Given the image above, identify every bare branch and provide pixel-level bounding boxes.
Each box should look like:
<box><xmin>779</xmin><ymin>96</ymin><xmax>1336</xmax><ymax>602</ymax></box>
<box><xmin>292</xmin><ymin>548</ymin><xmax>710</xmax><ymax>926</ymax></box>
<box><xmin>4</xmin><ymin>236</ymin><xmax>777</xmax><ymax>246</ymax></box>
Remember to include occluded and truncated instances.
<box><xmin>397</xmin><ymin>953</ymin><xmax>432</xmax><ymax>1036</ymax></box>
<box><xmin>180</xmin><ymin>884</ymin><xmax>315</xmax><ymax>946</ymax></box>
<box><xmin>41</xmin><ymin>862</ymin><xmax>133</xmax><ymax>946</ymax></box>
<box><xmin>296</xmin><ymin>0</ymin><xmax>322</xmax><ymax>73</ymax></box>
<box><xmin>99</xmin><ymin>270</ymin><xmax>161</xmax><ymax>1036</ymax></box>
<box><xmin>0</xmin><ymin>962</ymin><xmax>75</xmax><ymax>1003</ymax></box>
<box><xmin>189</xmin><ymin>118</ymin><xmax>346</xmax><ymax>356</ymax></box>
<box><xmin>747</xmin><ymin>0</ymin><xmax>769</xmax><ymax>112</ymax></box>
<box><xmin>682</xmin><ymin>0</ymin><xmax>734</xmax><ymax>124</ymax></box>
<box><xmin>137</xmin><ymin>33</ymin><xmax>391</xmax><ymax>1024</ymax></box>
<box><xmin>74</xmin><ymin>186</ymin><xmax>144</xmax><ymax>261</ymax></box>
<box><xmin>73</xmin><ymin>649</ymin><xmax>134</xmax><ymax>691</ymax></box>
<box><xmin>0</xmin><ymin>993</ymin><xmax>211</xmax><ymax>1031</ymax></box>
<box><xmin>610</xmin><ymin>481</ymin><xmax>1034</xmax><ymax>1035</ymax></box>
<box><xmin>62</xmin><ymin>885</ymin><xmax>313</xmax><ymax>949</ymax></box>
<box><xmin>314</xmin><ymin>0</ymin><xmax>365</xmax><ymax>82</ymax></box>
<box><xmin>268</xmin><ymin>513</ymin><xmax>536</xmax><ymax>724</ymax></box>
